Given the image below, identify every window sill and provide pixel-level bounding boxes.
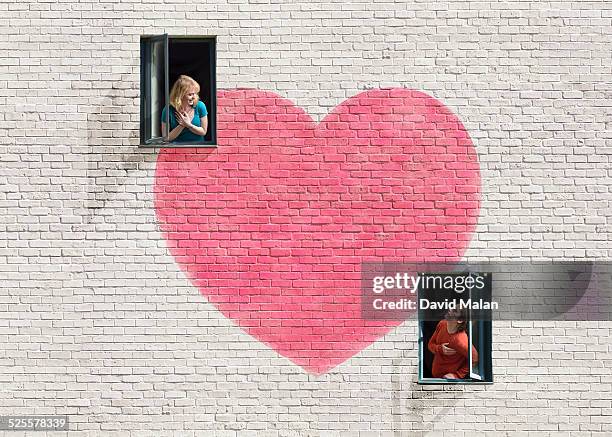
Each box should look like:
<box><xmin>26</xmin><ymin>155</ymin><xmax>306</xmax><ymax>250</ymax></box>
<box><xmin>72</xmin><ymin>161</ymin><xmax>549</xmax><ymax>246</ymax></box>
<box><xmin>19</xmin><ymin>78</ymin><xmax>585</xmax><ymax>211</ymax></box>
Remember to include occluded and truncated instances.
<box><xmin>418</xmin><ymin>378</ymin><xmax>493</xmax><ymax>385</ymax></box>
<box><xmin>139</xmin><ymin>142</ymin><xmax>218</xmax><ymax>148</ymax></box>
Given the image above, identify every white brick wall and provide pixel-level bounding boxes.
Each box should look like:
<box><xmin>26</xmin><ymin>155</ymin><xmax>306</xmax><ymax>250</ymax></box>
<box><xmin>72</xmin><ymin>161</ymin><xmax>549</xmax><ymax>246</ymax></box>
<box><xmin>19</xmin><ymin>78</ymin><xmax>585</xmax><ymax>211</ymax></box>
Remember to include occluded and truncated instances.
<box><xmin>1</xmin><ymin>0</ymin><xmax>611</xmax><ymax>435</ymax></box>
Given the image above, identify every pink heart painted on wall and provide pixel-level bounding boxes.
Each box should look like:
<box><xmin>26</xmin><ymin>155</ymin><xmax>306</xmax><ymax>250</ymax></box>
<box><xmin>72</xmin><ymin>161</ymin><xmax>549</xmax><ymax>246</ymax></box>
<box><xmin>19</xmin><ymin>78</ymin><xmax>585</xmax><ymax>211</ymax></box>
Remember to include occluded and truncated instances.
<box><xmin>154</xmin><ymin>88</ymin><xmax>480</xmax><ymax>374</ymax></box>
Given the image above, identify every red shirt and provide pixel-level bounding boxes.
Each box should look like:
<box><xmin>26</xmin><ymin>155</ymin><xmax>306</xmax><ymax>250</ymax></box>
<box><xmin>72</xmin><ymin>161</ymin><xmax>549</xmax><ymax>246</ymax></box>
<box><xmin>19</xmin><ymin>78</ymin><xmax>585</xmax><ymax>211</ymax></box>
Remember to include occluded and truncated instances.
<box><xmin>427</xmin><ymin>320</ymin><xmax>478</xmax><ymax>378</ymax></box>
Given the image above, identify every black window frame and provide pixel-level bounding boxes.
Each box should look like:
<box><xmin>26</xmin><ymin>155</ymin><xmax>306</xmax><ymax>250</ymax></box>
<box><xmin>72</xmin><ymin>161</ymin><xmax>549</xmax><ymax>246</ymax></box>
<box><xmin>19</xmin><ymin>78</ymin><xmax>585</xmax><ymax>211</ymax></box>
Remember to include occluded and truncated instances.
<box><xmin>417</xmin><ymin>272</ymin><xmax>493</xmax><ymax>385</ymax></box>
<box><xmin>140</xmin><ymin>34</ymin><xmax>217</xmax><ymax>148</ymax></box>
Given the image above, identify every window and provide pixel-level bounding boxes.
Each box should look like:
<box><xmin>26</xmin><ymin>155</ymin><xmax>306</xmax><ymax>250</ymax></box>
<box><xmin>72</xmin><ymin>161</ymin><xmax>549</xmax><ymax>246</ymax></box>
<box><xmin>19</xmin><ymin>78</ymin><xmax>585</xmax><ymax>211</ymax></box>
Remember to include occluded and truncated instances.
<box><xmin>140</xmin><ymin>34</ymin><xmax>217</xmax><ymax>147</ymax></box>
<box><xmin>418</xmin><ymin>272</ymin><xmax>493</xmax><ymax>384</ymax></box>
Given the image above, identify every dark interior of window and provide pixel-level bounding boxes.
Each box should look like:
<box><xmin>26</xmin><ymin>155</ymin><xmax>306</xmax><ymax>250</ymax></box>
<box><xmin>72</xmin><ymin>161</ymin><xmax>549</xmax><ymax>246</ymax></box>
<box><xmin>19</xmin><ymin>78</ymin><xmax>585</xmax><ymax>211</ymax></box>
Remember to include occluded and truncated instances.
<box><xmin>168</xmin><ymin>38</ymin><xmax>215</xmax><ymax>144</ymax></box>
<box><xmin>420</xmin><ymin>319</ymin><xmax>439</xmax><ymax>379</ymax></box>
<box><xmin>419</xmin><ymin>279</ymin><xmax>458</xmax><ymax>379</ymax></box>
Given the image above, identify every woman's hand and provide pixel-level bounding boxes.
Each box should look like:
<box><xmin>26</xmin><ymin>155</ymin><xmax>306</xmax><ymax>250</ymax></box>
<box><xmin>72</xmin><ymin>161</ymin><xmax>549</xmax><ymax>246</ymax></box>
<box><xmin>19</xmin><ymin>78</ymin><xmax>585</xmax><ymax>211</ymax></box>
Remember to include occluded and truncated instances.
<box><xmin>441</xmin><ymin>343</ymin><xmax>456</xmax><ymax>356</ymax></box>
<box><xmin>175</xmin><ymin>110</ymin><xmax>192</xmax><ymax>128</ymax></box>
<box><xmin>443</xmin><ymin>373</ymin><xmax>459</xmax><ymax>379</ymax></box>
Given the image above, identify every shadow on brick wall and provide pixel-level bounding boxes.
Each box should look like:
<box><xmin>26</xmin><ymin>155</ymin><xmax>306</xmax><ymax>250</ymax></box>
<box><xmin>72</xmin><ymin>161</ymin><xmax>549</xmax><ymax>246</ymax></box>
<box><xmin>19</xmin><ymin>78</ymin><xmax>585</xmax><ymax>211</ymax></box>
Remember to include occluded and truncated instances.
<box><xmin>84</xmin><ymin>89</ymin><xmax>158</xmax><ymax>225</ymax></box>
<box><xmin>391</xmin><ymin>358</ymin><xmax>465</xmax><ymax>435</ymax></box>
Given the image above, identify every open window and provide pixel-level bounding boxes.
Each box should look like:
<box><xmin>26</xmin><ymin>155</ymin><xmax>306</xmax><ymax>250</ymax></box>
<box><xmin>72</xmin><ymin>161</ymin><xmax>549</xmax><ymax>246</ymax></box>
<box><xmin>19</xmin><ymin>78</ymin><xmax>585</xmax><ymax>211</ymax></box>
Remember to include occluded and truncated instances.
<box><xmin>418</xmin><ymin>272</ymin><xmax>493</xmax><ymax>384</ymax></box>
<box><xmin>140</xmin><ymin>35</ymin><xmax>217</xmax><ymax>147</ymax></box>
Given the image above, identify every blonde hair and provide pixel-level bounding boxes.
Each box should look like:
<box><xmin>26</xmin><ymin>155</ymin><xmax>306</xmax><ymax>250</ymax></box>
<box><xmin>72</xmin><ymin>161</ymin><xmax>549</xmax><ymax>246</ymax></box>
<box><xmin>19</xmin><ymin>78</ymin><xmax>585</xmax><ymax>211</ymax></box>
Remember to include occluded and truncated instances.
<box><xmin>169</xmin><ymin>75</ymin><xmax>200</xmax><ymax>109</ymax></box>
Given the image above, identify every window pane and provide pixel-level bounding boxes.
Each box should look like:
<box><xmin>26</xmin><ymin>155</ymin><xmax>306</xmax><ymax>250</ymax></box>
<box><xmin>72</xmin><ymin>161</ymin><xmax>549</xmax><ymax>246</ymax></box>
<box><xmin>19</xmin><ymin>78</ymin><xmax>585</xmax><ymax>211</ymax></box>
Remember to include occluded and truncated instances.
<box><xmin>149</xmin><ymin>39</ymin><xmax>165</xmax><ymax>139</ymax></box>
<box><xmin>141</xmin><ymin>35</ymin><xmax>167</xmax><ymax>144</ymax></box>
<box><xmin>469</xmin><ymin>320</ymin><xmax>484</xmax><ymax>380</ymax></box>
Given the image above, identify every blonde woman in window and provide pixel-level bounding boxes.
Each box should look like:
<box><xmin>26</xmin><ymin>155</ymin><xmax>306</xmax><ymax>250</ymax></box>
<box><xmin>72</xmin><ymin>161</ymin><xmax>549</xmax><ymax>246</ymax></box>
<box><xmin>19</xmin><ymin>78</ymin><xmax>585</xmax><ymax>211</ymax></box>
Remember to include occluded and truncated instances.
<box><xmin>161</xmin><ymin>75</ymin><xmax>208</xmax><ymax>143</ymax></box>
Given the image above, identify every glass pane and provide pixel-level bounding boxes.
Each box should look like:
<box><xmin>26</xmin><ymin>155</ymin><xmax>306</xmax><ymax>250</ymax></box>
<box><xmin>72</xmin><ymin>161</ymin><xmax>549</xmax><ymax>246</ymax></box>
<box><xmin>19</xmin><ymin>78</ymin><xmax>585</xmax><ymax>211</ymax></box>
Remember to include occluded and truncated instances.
<box><xmin>419</xmin><ymin>323</ymin><xmax>424</xmax><ymax>380</ymax></box>
<box><xmin>149</xmin><ymin>39</ymin><xmax>165</xmax><ymax>140</ymax></box>
<box><xmin>469</xmin><ymin>320</ymin><xmax>484</xmax><ymax>380</ymax></box>
<box><xmin>141</xmin><ymin>35</ymin><xmax>167</xmax><ymax>144</ymax></box>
